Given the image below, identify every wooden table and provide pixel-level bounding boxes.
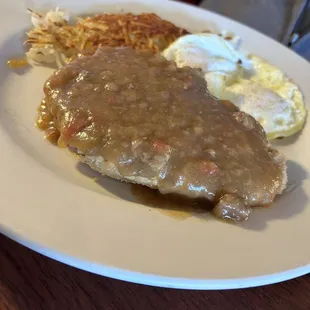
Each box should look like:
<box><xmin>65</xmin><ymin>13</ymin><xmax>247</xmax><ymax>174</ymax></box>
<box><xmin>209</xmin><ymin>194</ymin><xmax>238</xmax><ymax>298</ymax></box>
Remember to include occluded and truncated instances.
<box><xmin>1</xmin><ymin>234</ymin><xmax>310</xmax><ymax>309</ymax></box>
<box><xmin>1</xmin><ymin>1</ymin><xmax>310</xmax><ymax>309</ymax></box>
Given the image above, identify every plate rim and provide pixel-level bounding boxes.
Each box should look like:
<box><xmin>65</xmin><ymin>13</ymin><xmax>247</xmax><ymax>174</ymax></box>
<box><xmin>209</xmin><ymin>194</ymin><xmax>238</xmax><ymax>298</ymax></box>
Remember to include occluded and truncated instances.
<box><xmin>1</xmin><ymin>0</ymin><xmax>310</xmax><ymax>290</ymax></box>
<box><xmin>2</xmin><ymin>226</ymin><xmax>309</xmax><ymax>290</ymax></box>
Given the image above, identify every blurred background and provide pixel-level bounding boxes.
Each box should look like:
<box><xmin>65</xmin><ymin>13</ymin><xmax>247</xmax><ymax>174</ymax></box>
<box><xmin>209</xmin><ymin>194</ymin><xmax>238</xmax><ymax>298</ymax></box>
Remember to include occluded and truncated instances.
<box><xmin>181</xmin><ymin>0</ymin><xmax>310</xmax><ymax>61</ymax></box>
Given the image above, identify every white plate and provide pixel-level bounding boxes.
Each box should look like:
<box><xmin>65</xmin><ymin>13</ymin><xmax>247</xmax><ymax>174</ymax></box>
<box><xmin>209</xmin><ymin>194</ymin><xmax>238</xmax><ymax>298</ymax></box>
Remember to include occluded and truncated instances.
<box><xmin>0</xmin><ymin>0</ymin><xmax>310</xmax><ymax>290</ymax></box>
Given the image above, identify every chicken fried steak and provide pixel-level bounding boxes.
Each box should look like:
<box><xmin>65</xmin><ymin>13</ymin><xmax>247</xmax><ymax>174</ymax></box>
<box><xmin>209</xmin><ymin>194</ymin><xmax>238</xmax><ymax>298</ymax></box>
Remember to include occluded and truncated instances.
<box><xmin>40</xmin><ymin>47</ymin><xmax>287</xmax><ymax>221</ymax></box>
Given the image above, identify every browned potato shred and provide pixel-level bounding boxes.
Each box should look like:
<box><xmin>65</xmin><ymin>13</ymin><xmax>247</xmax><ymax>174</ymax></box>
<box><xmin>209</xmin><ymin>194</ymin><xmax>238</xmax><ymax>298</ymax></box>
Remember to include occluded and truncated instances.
<box><xmin>25</xmin><ymin>11</ymin><xmax>189</xmax><ymax>63</ymax></box>
<box><xmin>7</xmin><ymin>58</ymin><xmax>29</xmax><ymax>68</ymax></box>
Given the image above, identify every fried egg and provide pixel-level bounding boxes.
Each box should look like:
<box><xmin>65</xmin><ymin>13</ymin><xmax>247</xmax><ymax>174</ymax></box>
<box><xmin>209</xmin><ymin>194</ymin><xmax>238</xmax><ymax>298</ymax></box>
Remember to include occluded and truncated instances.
<box><xmin>163</xmin><ymin>33</ymin><xmax>252</xmax><ymax>98</ymax></box>
<box><xmin>224</xmin><ymin>55</ymin><xmax>306</xmax><ymax>139</ymax></box>
<box><xmin>163</xmin><ymin>34</ymin><xmax>307</xmax><ymax>139</ymax></box>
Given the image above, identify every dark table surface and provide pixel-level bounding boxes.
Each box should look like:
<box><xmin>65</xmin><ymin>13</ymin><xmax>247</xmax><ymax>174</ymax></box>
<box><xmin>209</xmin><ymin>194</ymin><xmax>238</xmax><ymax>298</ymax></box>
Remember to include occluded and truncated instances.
<box><xmin>1</xmin><ymin>1</ymin><xmax>310</xmax><ymax>309</ymax></box>
<box><xmin>1</xmin><ymin>234</ymin><xmax>310</xmax><ymax>310</ymax></box>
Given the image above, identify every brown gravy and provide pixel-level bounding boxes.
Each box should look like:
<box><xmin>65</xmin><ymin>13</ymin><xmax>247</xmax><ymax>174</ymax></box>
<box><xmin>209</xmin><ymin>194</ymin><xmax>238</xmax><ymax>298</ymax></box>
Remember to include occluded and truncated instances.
<box><xmin>41</xmin><ymin>47</ymin><xmax>287</xmax><ymax>221</ymax></box>
<box><xmin>131</xmin><ymin>184</ymin><xmax>210</xmax><ymax>220</ymax></box>
<box><xmin>36</xmin><ymin>100</ymin><xmax>60</xmax><ymax>144</ymax></box>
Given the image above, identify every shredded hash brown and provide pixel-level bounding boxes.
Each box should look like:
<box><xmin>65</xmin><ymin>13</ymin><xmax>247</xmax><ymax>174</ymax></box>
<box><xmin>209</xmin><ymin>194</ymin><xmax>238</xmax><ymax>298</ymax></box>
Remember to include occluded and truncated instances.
<box><xmin>26</xmin><ymin>12</ymin><xmax>189</xmax><ymax>63</ymax></box>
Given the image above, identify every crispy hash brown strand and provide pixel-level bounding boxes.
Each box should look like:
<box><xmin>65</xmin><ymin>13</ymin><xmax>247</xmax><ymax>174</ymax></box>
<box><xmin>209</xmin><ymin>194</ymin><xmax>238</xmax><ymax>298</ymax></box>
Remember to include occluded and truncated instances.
<box><xmin>25</xmin><ymin>10</ymin><xmax>189</xmax><ymax>66</ymax></box>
